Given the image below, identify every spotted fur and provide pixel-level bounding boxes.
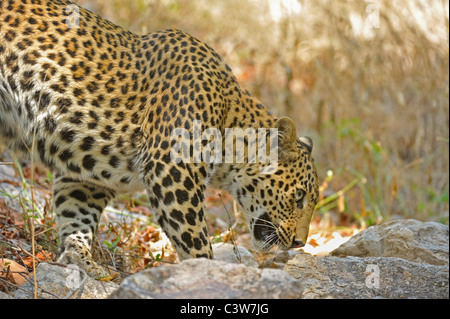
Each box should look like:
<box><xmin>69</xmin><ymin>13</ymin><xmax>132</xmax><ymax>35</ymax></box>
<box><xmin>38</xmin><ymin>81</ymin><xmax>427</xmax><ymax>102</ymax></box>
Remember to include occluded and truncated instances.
<box><xmin>0</xmin><ymin>0</ymin><xmax>319</xmax><ymax>278</ymax></box>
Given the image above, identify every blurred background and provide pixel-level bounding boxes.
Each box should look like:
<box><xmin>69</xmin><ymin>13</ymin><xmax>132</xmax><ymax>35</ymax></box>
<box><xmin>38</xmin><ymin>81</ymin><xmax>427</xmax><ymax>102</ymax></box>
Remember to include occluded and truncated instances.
<box><xmin>75</xmin><ymin>0</ymin><xmax>448</xmax><ymax>226</ymax></box>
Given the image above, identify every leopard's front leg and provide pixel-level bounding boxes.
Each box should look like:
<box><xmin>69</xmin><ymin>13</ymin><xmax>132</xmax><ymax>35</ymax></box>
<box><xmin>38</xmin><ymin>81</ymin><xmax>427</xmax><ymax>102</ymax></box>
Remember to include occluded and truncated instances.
<box><xmin>53</xmin><ymin>176</ymin><xmax>116</xmax><ymax>279</ymax></box>
<box><xmin>143</xmin><ymin>160</ymin><xmax>213</xmax><ymax>259</ymax></box>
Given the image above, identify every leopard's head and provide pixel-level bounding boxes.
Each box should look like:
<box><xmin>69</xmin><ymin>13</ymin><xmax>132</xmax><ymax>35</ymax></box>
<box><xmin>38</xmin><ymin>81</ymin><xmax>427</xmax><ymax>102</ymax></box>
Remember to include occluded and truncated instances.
<box><xmin>235</xmin><ymin>117</ymin><xmax>319</xmax><ymax>252</ymax></box>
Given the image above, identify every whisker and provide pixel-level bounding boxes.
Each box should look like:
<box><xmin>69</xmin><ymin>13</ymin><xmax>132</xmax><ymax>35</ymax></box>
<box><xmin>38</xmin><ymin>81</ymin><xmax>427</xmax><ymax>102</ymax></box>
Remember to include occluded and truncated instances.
<box><xmin>247</xmin><ymin>222</ymin><xmax>278</xmax><ymax>231</ymax></box>
<box><xmin>266</xmin><ymin>238</ymin><xmax>282</xmax><ymax>267</ymax></box>
<box><xmin>254</xmin><ymin>232</ymin><xmax>278</xmax><ymax>255</ymax></box>
<box><xmin>254</xmin><ymin>240</ymin><xmax>271</xmax><ymax>255</ymax></box>
<box><xmin>220</xmin><ymin>196</ymin><xmax>284</xmax><ymax>260</ymax></box>
<box><xmin>254</xmin><ymin>235</ymin><xmax>271</xmax><ymax>254</ymax></box>
<box><xmin>239</xmin><ymin>211</ymin><xmax>278</xmax><ymax>228</ymax></box>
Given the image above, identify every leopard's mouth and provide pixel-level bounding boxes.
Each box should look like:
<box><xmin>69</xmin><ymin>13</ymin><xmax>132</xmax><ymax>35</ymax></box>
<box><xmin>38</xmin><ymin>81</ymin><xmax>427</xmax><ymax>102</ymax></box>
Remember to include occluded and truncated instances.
<box><xmin>251</xmin><ymin>212</ymin><xmax>280</xmax><ymax>251</ymax></box>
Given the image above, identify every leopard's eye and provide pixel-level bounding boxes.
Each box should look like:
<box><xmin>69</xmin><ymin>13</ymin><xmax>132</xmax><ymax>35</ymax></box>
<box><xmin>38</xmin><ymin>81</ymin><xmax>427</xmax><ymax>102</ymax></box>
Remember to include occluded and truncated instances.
<box><xmin>295</xmin><ymin>189</ymin><xmax>305</xmax><ymax>202</ymax></box>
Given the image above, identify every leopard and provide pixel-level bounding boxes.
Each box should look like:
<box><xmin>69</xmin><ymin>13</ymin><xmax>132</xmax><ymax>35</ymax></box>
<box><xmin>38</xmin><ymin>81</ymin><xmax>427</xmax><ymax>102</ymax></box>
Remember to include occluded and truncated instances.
<box><xmin>0</xmin><ymin>0</ymin><xmax>319</xmax><ymax>279</ymax></box>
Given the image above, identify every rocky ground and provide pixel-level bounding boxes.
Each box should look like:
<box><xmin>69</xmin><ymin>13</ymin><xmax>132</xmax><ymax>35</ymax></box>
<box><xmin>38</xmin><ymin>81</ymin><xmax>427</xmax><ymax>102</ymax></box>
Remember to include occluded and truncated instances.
<box><xmin>1</xmin><ymin>161</ymin><xmax>449</xmax><ymax>299</ymax></box>
<box><xmin>1</xmin><ymin>219</ymin><xmax>448</xmax><ymax>299</ymax></box>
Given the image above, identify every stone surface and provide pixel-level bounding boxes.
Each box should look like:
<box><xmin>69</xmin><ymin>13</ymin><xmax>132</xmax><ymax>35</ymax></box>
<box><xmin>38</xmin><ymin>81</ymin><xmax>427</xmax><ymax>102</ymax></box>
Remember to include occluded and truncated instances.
<box><xmin>0</xmin><ymin>291</ymin><xmax>14</xmax><ymax>299</ymax></box>
<box><xmin>284</xmin><ymin>253</ymin><xmax>449</xmax><ymax>299</ymax></box>
<box><xmin>331</xmin><ymin>219</ymin><xmax>449</xmax><ymax>266</ymax></box>
<box><xmin>13</xmin><ymin>263</ymin><xmax>118</xmax><ymax>299</ymax></box>
<box><xmin>212</xmin><ymin>242</ymin><xmax>258</xmax><ymax>267</ymax></box>
<box><xmin>109</xmin><ymin>258</ymin><xmax>303</xmax><ymax>299</ymax></box>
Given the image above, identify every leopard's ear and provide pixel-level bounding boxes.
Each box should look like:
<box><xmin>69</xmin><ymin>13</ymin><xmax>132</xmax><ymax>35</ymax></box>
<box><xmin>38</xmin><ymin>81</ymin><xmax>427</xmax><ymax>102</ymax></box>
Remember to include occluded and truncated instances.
<box><xmin>274</xmin><ymin>117</ymin><xmax>297</xmax><ymax>153</ymax></box>
<box><xmin>299</xmin><ymin>136</ymin><xmax>313</xmax><ymax>154</ymax></box>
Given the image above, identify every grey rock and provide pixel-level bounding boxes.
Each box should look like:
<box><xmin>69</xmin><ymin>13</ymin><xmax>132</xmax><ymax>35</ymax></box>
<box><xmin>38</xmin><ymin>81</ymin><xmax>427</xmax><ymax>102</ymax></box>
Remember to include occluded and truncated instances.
<box><xmin>0</xmin><ymin>163</ymin><xmax>15</xmax><ymax>180</ymax></box>
<box><xmin>13</xmin><ymin>263</ymin><xmax>118</xmax><ymax>299</ymax></box>
<box><xmin>0</xmin><ymin>291</ymin><xmax>14</xmax><ymax>299</ymax></box>
<box><xmin>109</xmin><ymin>258</ymin><xmax>303</xmax><ymax>299</ymax></box>
<box><xmin>212</xmin><ymin>242</ymin><xmax>258</xmax><ymax>267</ymax></box>
<box><xmin>331</xmin><ymin>219</ymin><xmax>449</xmax><ymax>266</ymax></box>
<box><xmin>284</xmin><ymin>254</ymin><xmax>449</xmax><ymax>299</ymax></box>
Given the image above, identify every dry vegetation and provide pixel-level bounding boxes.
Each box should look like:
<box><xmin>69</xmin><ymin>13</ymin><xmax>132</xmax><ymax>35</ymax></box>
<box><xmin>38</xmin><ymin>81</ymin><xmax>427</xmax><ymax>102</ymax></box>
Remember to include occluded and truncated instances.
<box><xmin>1</xmin><ymin>0</ymin><xmax>449</xmax><ymax>286</ymax></box>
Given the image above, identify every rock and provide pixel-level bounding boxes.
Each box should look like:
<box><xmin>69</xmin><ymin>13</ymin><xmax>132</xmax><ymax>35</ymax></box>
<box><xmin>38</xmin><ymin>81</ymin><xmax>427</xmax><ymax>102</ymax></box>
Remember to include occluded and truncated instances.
<box><xmin>285</xmin><ymin>219</ymin><xmax>450</xmax><ymax>299</ymax></box>
<box><xmin>0</xmin><ymin>163</ymin><xmax>15</xmax><ymax>181</ymax></box>
<box><xmin>109</xmin><ymin>258</ymin><xmax>303</xmax><ymax>299</ymax></box>
<box><xmin>212</xmin><ymin>243</ymin><xmax>258</xmax><ymax>267</ymax></box>
<box><xmin>13</xmin><ymin>263</ymin><xmax>118</xmax><ymax>299</ymax></box>
<box><xmin>284</xmin><ymin>254</ymin><xmax>449</xmax><ymax>299</ymax></box>
<box><xmin>0</xmin><ymin>291</ymin><xmax>14</xmax><ymax>299</ymax></box>
<box><xmin>257</xmin><ymin>250</ymin><xmax>304</xmax><ymax>269</ymax></box>
<box><xmin>331</xmin><ymin>219</ymin><xmax>449</xmax><ymax>266</ymax></box>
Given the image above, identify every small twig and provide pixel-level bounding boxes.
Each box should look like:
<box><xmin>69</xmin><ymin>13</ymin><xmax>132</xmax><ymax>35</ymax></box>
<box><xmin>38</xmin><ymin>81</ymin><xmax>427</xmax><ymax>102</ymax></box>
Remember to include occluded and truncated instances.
<box><xmin>94</xmin><ymin>236</ymin><xmax>116</xmax><ymax>276</ymax></box>
<box><xmin>0</xmin><ymin>162</ymin><xmax>15</xmax><ymax>165</ymax></box>
<box><xmin>0</xmin><ymin>276</ymin><xmax>20</xmax><ymax>296</ymax></box>
<box><xmin>0</xmin><ymin>179</ymin><xmax>21</xmax><ymax>187</ymax></box>
<box><xmin>11</xmin><ymin>240</ymin><xmax>38</xmax><ymax>261</ymax></box>
<box><xmin>218</xmin><ymin>193</ymin><xmax>242</xmax><ymax>263</ymax></box>
<box><xmin>34</xmin><ymin>225</ymin><xmax>57</xmax><ymax>237</ymax></box>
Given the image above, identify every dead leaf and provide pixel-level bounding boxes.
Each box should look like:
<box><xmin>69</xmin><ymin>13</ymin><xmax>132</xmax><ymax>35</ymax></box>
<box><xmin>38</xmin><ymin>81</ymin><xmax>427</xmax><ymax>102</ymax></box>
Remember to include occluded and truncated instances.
<box><xmin>23</xmin><ymin>250</ymin><xmax>53</xmax><ymax>268</ymax></box>
<box><xmin>0</xmin><ymin>259</ymin><xmax>30</xmax><ymax>286</ymax></box>
<box><xmin>308</xmin><ymin>238</ymin><xmax>319</xmax><ymax>247</ymax></box>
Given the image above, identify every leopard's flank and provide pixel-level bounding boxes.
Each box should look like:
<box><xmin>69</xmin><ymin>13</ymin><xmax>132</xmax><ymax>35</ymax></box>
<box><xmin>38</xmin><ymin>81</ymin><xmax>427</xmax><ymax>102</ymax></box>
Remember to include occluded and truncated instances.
<box><xmin>0</xmin><ymin>0</ymin><xmax>319</xmax><ymax>278</ymax></box>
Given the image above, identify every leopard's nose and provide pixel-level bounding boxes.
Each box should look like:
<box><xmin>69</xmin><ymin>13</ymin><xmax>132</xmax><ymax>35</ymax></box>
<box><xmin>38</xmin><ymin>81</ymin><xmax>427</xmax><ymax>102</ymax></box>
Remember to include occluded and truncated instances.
<box><xmin>291</xmin><ymin>237</ymin><xmax>305</xmax><ymax>248</ymax></box>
